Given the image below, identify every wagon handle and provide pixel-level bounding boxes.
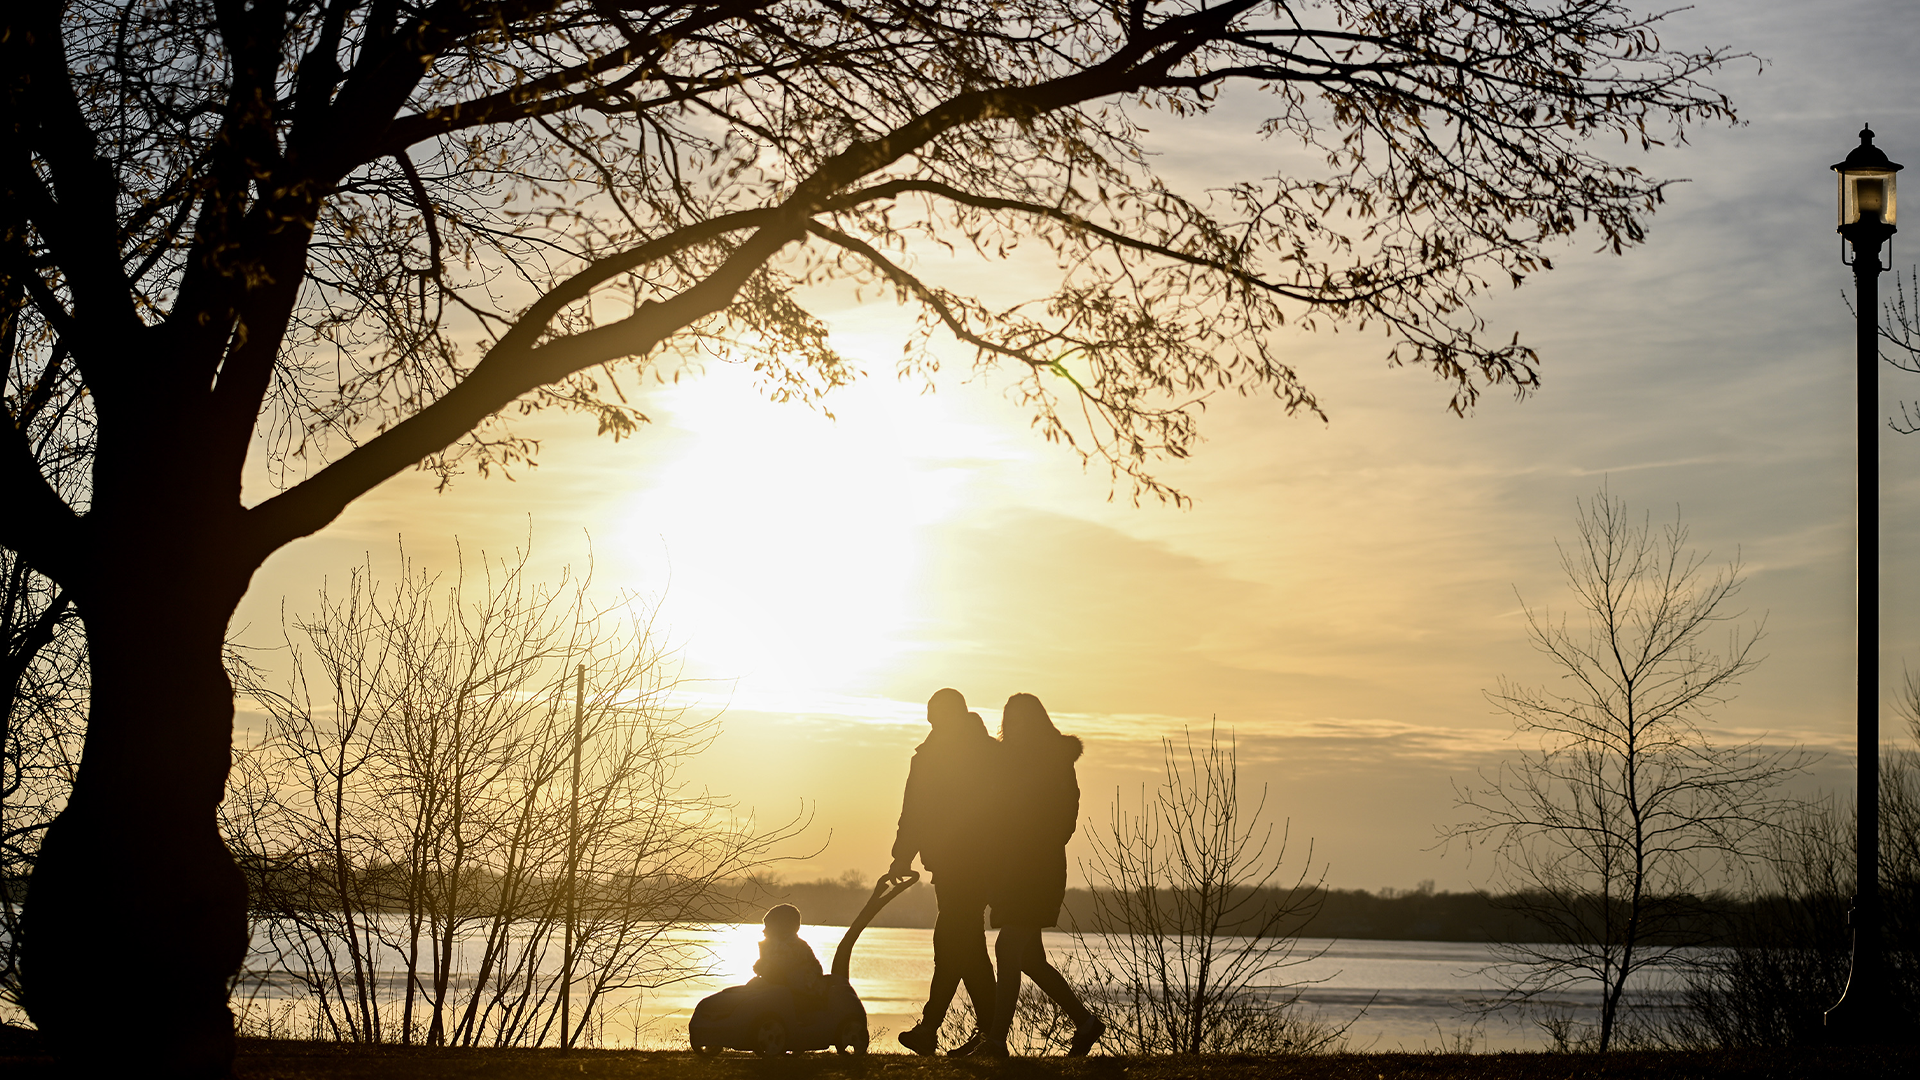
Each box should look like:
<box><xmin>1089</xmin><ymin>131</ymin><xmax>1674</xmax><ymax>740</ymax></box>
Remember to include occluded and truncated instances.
<box><xmin>831</xmin><ymin>870</ymin><xmax>920</xmax><ymax>978</ymax></box>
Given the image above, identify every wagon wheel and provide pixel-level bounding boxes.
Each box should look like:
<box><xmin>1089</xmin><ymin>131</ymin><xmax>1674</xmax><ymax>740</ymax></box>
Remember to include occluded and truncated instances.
<box><xmin>750</xmin><ymin>1015</ymin><xmax>789</xmax><ymax>1056</ymax></box>
<box><xmin>834</xmin><ymin>1017</ymin><xmax>869</xmax><ymax>1055</ymax></box>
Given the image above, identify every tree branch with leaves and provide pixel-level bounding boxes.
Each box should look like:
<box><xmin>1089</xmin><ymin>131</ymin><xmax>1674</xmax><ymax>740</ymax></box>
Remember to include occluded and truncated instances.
<box><xmin>2</xmin><ymin>3</ymin><xmax>1743</xmax><ymax>1072</ymax></box>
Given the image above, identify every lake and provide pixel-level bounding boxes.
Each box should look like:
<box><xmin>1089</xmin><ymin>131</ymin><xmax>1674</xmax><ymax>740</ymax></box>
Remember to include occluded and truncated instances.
<box><xmin>223</xmin><ymin>922</ymin><xmax>1689</xmax><ymax>1052</ymax></box>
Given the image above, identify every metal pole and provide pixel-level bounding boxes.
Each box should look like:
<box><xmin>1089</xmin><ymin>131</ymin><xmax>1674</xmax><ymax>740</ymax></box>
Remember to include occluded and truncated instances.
<box><xmin>1828</xmin><ymin>194</ymin><xmax>1894</xmax><ymax>1040</ymax></box>
<box><xmin>562</xmin><ymin>663</ymin><xmax>584</xmax><ymax>1050</ymax></box>
<box><xmin>1855</xmin><ymin>223</ymin><xmax>1883</xmax><ymax>1013</ymax></box>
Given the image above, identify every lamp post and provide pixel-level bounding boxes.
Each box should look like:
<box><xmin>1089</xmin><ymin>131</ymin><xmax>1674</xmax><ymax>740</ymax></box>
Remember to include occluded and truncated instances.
<box><xmin>1826</xmin><ymin>124</ymin><xmax>1901</xmax><ymax>1040</ymax></box>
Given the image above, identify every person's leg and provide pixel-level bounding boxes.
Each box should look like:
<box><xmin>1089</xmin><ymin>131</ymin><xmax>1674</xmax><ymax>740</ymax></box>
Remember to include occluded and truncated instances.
<box><xmin>902</xmin><ymin>881</ymin><xmax>968</xmax><ymax>1053</ymax></box>
<box><xmin>953</xmin><ymin>886</ymin><xmax>995</xmax><ymax>1033</ymax></box>
<box><xmin>1021</xmin><ymin>950</ymin><xmax>1092</xmax><ymax>1025</ymax></box>
<box><xmin>1020</xmin><ymin>937</ymin><xmax>1105</xmax><ymax>1055</ymax></box>
<box><xmin>984</xmin><ymin>924</ymin><xmax>1037</xmax><ymax>1055</ymax></box>
<box><xmin>939</xmin><ymin>889</ymin><xmax>995</xmax><ymax>1054</ymax></box>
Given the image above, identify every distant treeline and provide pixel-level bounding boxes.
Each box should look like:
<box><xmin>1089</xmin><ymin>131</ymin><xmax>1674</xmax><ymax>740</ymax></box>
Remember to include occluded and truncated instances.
<box><xmin>2</xmin><ymin>866</ymin><xmax>1829</xmax><ymax>947</ymax></box>
<box><xmin>761</xmin><ymin>875</ymin><xmax>1832</xmax><ymax>946</ymax></box>
<box><xmin>770</xmin><ymin>877</ymin><xmax>1566</xmax><ymax>941</ymax></box>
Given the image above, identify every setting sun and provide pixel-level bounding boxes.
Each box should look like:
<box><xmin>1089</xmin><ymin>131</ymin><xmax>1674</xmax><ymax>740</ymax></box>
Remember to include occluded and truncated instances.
<box><xmin>608</xmin><ymin>353</ymin><xmax>1013</xmax><ymax>694</ymax></box>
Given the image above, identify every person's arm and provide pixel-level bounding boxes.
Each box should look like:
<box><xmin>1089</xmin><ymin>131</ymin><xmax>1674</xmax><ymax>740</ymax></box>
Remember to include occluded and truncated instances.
<box><xmin>889</xmin><ymin>753</ymin><xmax>927</xmax><ymax>875</ymax></box>
<box><xmin>1053</xmin><ymin>760</ymin><xmax>1081</xmax><ymax>845</ymax></box>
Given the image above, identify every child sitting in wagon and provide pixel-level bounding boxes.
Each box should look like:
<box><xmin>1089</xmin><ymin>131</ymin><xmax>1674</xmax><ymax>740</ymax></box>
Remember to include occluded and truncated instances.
<box><xmin>753</xmin><ymin>904</ymin><xmax>825</xmax><ymax>1006</ymax></box>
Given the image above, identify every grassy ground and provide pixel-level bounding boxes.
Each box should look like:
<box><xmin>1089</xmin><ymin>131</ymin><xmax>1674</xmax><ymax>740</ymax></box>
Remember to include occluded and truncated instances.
<box><xmin>3</xmin><ymin>1034</ymin><xmax>1919</xmax><ymax>1079</ymax></box>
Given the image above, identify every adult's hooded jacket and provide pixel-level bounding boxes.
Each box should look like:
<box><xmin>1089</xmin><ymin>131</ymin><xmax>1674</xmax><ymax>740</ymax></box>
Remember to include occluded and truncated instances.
<box><xmin>890</xmin><ymin>718</ymin><xmax>999</xmax><ymax>884</ymax></box>
<box><xmin>988</xmin><ymin>731</ymin><xmax>1083</xmax><ymax>927</ymax></box>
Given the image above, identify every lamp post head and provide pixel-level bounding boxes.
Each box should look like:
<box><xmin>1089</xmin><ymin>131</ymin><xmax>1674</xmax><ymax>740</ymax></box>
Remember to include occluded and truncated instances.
<box><xmin>1835</xmin><ymin>125</ymin><xmax>1902</xmax><ymax>230</ymax></box>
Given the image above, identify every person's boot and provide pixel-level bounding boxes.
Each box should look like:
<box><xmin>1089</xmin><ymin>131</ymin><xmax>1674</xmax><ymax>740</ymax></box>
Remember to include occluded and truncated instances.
<box><xmin>946</xmin><ymin>1029</ymin><xmax>986</xmax><ymax>1056</ymax></box>
<box><xmin>974</xmin><ymin>1038</ymin><xmax>1010</xmax><ymax>1058</ymax></box>
<box><xmin>966</xmin><ymin>1008</ymin><xmax>1011</xmax><ymax>1057</ymax></box>
<box><xmin>898</xmin><ymin>1024</ymin><xmax>939</xmax><ymax>1055</ymax></box>
<box><xmin>1067</xmin><ymin>1014</ymin><xmax>1106</xmax><ymax>1057</ymax></box>
<box><xmin>974</xmin><ymin>1013</ymin><xmax>1012</xmax><ymax>1057</ymax></box>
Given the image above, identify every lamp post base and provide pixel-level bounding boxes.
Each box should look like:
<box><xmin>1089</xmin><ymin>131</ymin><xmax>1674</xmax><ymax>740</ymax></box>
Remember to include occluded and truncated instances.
<box><xmin>1824</xmin><ymin>901</ymin><xmax>1889</xmax><ymax>1044</ymax></box>
<box><xmin>1824</xmin><ymin>985</ymin><xmax>1885</xmax><ymax>1044</ymax></box>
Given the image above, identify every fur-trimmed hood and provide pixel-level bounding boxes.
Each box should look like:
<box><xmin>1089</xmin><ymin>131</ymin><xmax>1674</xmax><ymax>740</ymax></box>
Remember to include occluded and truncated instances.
<box><xmin>1061</xmin><ymin>732</ymin><xmax>1084</xmax><ymax>761</ymax></box>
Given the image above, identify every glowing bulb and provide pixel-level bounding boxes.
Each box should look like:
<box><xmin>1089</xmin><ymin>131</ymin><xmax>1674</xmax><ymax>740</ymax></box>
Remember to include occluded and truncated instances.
<box><xmin>1857</xmin><ymin>178</ymin><xmax>1886</xmax><ymax>216</ymax></box>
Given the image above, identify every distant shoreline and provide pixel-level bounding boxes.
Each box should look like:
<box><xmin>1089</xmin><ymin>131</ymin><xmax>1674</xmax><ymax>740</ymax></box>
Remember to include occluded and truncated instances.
<box><xmin>3</xmin><ymin>871</ymin><xmax>1806</xmax><ymax>947</ymax></box>
<box><xmin>764</xmin><ymin>877</ymin><xmax>1802</xmax><ymax>947</ymax></box>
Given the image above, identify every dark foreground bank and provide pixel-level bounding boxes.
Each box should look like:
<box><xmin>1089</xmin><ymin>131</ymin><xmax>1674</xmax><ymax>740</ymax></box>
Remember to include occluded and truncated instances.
<box><xmin>3</xmin><ymin>1031</ymin><xmax>1918</xmax><ymax>1080</ymax></box>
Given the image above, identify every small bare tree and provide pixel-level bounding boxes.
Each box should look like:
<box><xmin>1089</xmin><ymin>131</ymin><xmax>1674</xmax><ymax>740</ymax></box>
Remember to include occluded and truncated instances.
<box><xmin>1078</xmin><ymin>724</ymin><xmax>1340</xmax><ymax>1055</ymax></box>
<box><xmin>225</xmin><ymin>541</ymin><xmax>804</xmax><ymax>1046</ymax></box>
<box><xmin>1445</xmin><ymin>489</ymin><xmax>1809</xmax><ymax>1052</ymax></box>
<box><xmin>1873</xmin><ymin>267</ymin><xmax>1920</xmax><ymax>433</ymax></box>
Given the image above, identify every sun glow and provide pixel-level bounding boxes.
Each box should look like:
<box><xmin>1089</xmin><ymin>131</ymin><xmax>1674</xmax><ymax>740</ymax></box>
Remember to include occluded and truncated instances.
<box><xmin>610</xmin><ymin>349</ymin><xmax>1021</xmax><ymax>696</ymax></box>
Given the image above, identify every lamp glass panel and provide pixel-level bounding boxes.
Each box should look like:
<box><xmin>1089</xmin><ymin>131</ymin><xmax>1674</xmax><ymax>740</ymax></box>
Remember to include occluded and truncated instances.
<box><xmin>1841</xmin><ymin>169</ymin><xmax>1900</xmax><ymax>226</ymax></box>
<box><xmin>1858</xmin><ymin>178</ymin><xmax>1886</xmax><ymax>215</ymax></box>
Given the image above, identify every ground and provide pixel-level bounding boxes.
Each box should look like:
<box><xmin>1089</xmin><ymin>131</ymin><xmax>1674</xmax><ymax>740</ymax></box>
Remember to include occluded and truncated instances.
<box><xmin>2</xmin><ymin>1033</ymin><xmax>1918</xmax><ymax>1080</ymax></box>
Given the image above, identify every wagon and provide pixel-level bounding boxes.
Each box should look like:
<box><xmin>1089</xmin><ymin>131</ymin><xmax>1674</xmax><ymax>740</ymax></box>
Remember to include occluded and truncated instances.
<box><xmin>689</xmin><ymin>871</ymin><xmax>919</xmax><ymax>1055</ymax></box>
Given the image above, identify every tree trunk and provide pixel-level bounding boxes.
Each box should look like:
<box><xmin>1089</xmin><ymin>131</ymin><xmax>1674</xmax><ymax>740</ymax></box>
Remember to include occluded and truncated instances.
<box><xmin>20</xmin><ymin>565</ymin><xmax>250</xmax><ymax>1078</ymax></box>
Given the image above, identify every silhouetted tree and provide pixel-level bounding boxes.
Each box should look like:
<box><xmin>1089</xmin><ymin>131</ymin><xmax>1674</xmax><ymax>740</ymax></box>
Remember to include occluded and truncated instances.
<box><xmin>0</xmin><ymin>558</ymin><xmax>86</xmax><ymax>1014</ymax></box>
<box><xmin>224</xmin><ymin>542</ymin><xmax>802</xmax><ymax>1046</ymax></box>
<box><xmin>0</xmin><ymin>3</ymin><xmax>1744</xmax><ymax>1072</ymax></box>
<box><xmin>1444</xmin><ymin>489</ymin><xmax>1808</xmax><ymax>1052</ymax></box>
<box><xmin>1077</xmin><ymin>725</ymin><xmax>1338</xmax><ymax>1054</ymax></box>
<box><xmin>0</xmin><ymin>281</ymin><xmax>89</xmax><ymax>1011</ymax></box>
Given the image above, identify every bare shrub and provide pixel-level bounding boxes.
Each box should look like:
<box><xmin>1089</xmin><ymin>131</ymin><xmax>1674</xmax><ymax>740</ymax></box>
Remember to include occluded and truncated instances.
<box><xmin>1075</xmin><ymin>724</ymin><xmax>1346</xmax><ymax>1054</ymax></box>
<box><xmin>937</xmin><ymin>971</ymin><xmax>1083</xmax><ymax>1056</ymax></box>
<box><xmin>224</xmin><ymin>542</ymin><xmax>804</xmax><ymax>1046</ymax></box>
<box><xmin>1668</xmin><ymin>718</ymin><xmax>1920</xmax><ymax>1047</ymax></box>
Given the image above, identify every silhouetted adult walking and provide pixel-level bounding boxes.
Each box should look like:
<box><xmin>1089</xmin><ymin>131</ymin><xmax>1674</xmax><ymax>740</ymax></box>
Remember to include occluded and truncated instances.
<box><xmin>980</xmin><ymin>693</ymin><xmax>1104</xmax><ymax>1056</ymax></box>
<box><xmin>889</xmin><ymin>688</ymin><xmax>998</xmax><ymax>1054</ymax></box>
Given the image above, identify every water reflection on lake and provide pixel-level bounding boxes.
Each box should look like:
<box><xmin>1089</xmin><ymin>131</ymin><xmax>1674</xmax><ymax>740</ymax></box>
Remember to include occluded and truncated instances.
<box><xmin>228</xmin><ymin>924</ymin><xmax>1662</xmax><ymax>1052</ymax></box>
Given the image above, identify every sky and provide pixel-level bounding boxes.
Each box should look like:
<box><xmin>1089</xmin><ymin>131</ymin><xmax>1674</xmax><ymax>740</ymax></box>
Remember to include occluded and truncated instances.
<box><xmin>231</xmin><ymin>0</ymin><xmax>1920</xmax><ymax>894</ymax></box>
